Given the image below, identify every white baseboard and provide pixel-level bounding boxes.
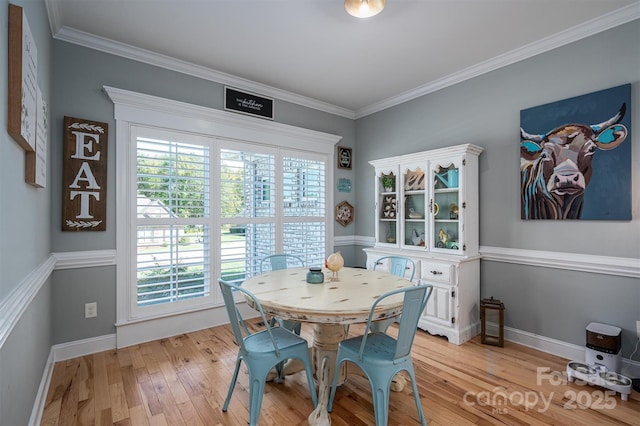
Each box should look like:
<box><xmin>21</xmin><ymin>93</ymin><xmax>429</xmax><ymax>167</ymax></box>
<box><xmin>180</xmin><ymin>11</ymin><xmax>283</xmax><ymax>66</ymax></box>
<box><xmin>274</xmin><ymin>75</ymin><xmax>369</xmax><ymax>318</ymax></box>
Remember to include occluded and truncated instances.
<box><xmin>115</xmin><ymin>306</ymin><xmax>233</xmax><ymax>349</ymax></box>
<box><xmin>505</xmin><ymin>326</ymin><xmax>640</xmax><ymax>378</ymax></box>
<box><xmin>28</xmin><ymin>349</ymin><xmax>55</xmax><ymax>426</ymax></box>
<box><xmin>505</xmin><ymin>326</ymin><xmax>586</xmax><ymax>361</ymax></box>
<box><xmin>52</xmin><ymin>333</ymin><xmax>117</xmax><ymax>361</ymax></box>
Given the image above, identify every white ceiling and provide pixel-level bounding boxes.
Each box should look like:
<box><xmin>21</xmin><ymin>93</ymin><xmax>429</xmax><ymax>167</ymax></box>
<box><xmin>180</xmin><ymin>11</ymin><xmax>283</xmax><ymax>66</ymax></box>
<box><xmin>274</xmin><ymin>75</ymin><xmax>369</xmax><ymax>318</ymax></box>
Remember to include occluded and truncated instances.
<box><xmin>46</xmin><ymin>0</ymin><xmax>640</xmax><ymax>118</ymax></box>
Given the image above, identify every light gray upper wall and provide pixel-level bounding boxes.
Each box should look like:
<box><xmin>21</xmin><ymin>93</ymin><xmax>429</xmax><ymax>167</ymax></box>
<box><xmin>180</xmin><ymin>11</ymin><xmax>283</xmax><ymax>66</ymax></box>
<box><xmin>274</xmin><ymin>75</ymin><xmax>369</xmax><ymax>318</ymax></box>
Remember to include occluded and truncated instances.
<box><xmin>0</xmin><ymin>1</ymin><xmax>53</xmax><ymax>424</ymax></box>
<box><xmin>0</xmin><ymin>0</ymin><xmax>52</xmax><ymax>296</ymax></box>
<box><xmin>50</xmin><ymin>40</ymin><xmax>356</xmax><ymax>254</ymax></box>
<box><xmin>354</xmin><ymin>20</ymin><xmax>640</xmax><ymax>259</ymax></box>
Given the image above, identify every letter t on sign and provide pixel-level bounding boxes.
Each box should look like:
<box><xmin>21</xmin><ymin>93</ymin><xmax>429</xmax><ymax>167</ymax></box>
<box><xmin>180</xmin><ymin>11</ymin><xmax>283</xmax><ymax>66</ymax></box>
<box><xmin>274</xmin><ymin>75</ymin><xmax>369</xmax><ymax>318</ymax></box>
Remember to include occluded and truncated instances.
<box><xmin>62</xmin><ymin>116</ymin><xmax>109</xmax><ymax>231</ymax></box>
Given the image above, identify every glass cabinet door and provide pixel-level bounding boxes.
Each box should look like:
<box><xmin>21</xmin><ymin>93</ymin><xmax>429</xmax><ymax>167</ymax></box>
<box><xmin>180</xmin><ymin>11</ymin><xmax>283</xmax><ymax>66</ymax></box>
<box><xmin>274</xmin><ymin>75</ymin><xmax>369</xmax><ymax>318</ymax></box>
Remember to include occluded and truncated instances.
<box><xmin>402</xmin><ymin>166</ymin><xmax>426</xmax><ymax>249</ymax></box>
<box><xmin>431</xmin><ymin>161</ymin><xmax>462</xmax><ymax>253</ymax></box>
<box><xmin>377</xmin><ymin>171</ymin><xmax>398</xmax><ymax>245</ymax></box>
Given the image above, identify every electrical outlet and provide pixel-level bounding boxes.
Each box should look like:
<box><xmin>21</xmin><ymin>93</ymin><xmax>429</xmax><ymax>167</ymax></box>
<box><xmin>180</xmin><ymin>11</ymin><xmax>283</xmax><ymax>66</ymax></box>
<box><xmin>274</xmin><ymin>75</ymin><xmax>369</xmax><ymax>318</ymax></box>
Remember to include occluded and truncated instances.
<box><xmin>85</xmin><ymin>302</ymin><xmax>97</xmax><ymax>318</ymax></box>
<box><xmin>636</xmin><ymin>320</ymin><xmax>640</xmax><ymax>338</ymax></box>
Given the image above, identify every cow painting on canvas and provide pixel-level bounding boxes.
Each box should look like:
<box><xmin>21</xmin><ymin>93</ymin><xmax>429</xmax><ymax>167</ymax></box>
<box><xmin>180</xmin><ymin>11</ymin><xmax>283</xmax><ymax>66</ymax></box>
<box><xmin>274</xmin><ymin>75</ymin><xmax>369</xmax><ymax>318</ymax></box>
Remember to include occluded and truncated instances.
<box><xmin>520</xmin><ymin>85</ymin><xmax>631</xmax><ymax>220</ymax></box>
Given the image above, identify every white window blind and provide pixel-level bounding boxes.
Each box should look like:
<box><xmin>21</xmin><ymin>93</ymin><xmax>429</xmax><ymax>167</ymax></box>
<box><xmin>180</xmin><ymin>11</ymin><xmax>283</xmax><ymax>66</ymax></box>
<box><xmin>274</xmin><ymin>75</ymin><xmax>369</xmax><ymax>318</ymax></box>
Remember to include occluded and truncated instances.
<box><xmin>282</xmin><ymin>155</ymin><xmax>326</xmax><ymax>267</ymax></box>
<box><xmin>219</xmin><ymin>148</ymin><xmax>276</xmax><ymax>282</ymax></box>
<box><xmin>136</xmin><ymin>136</ymin><xmax>211</xmax><ymax>308</ymax></box>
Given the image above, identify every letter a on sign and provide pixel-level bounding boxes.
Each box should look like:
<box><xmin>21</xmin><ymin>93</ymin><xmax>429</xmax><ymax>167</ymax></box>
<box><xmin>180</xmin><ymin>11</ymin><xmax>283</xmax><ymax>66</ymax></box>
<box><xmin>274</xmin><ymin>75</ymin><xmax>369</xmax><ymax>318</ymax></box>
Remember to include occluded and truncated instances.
<box><xmin>62</xmin><ymin>116</ymin><xmax>108</xmax><ymax>231</ymax></box>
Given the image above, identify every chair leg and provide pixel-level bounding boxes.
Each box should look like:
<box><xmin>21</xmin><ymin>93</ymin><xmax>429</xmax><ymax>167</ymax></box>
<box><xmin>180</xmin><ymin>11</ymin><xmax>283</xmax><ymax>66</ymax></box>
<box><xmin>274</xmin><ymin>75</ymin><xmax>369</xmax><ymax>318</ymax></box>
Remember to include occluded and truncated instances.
<box><xmin>223</xmin><ymin>357</ymin><xmax>242</xmax><ymax>412</ymax></box>
<box><xmin>246</xmin><ymin>362</ymin><xmax>280</xmax><ymax>426</ymax></box>
<box><xmin>407</xmin><ymin>367</ymin><xmax>427</xmax><ymax>426</ymax></box>
<box><xmin>248</xmin><ymin>375</ymin><xmax>267</xmax><ymax>426</ymax></box>
<box><xmin>372</xmin><ymin>383</ymin><xmax>391</xmax><ymax>426</ymax></box>
<box><xmin>274</xmin><ymin>362</ymin><xmax>285</xmax><ymax>384</ymax></box>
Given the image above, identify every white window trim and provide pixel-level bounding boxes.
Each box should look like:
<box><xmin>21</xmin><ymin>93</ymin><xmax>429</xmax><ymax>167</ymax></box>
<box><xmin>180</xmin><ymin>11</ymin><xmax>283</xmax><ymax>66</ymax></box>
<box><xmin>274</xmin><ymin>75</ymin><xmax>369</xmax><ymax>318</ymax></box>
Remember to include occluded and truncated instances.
<box><xmin>104</xmin><ymin>86</ymin><xmax>342</xmax><ymax>348</ymax></box>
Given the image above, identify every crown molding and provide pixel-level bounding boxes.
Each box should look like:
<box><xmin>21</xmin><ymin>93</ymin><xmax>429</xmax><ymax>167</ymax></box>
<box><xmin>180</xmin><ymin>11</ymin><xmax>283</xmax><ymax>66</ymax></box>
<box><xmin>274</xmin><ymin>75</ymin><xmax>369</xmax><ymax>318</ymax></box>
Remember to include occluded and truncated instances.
<box><xmin>46</xmin><ymin>1</ymin><xmax>639</xmax><ymax>119</ymax></box>
<box><xmin>48</xmin><ymin>24</ymin><xmax>355</xmax><ymax>120</ymax></box>
<box><xmin>354</xmin><ymin>2</ymin><xmax>640</xmax><ymax>118</ymax></box>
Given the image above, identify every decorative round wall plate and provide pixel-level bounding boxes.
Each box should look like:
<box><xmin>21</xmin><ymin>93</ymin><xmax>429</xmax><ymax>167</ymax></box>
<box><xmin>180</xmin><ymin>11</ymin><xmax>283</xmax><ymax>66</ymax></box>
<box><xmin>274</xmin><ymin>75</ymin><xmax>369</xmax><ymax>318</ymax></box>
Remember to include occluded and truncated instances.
<box><xmin>335</xmin><ymin>200</ymin><xmax>354</xmax><ymax>226</ymax></box>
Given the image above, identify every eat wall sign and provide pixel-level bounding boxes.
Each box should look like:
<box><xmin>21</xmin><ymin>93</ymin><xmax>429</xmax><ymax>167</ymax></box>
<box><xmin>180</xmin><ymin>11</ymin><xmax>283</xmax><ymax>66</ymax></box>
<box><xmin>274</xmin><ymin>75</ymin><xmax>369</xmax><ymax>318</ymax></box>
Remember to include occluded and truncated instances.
<box><xmin>62</xmin><ymin>116</ymin><xmax>108</xmax><ymax>231</ymax></box>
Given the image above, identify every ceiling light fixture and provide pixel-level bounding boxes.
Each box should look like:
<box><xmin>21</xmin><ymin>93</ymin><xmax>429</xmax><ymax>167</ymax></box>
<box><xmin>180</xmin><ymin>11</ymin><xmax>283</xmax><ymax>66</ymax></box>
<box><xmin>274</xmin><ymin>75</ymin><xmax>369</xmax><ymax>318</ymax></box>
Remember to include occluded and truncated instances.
<box><xmin>345</xmin><ymin>0</ymin><xmax>386</xmax><ymax>18</ymax></box>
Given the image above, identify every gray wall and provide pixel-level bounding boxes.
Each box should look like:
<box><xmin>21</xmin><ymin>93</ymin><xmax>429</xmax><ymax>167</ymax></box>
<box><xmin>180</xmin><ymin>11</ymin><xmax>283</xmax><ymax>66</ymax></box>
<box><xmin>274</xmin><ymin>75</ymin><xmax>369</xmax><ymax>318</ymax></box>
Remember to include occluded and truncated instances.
<box><xmin>353</xmin><ymin>21</ymin><xmax>640</xmax><ymax>355</ymax></box>
<box><xmin>0</xmin><ymin>0</ymin><xmax>52</xmax><ymax>424</ymax></box>
<box><xmin>49</xmin><ymin>40</ymin><xmax>357</xmax><ymax>343</ymax></box>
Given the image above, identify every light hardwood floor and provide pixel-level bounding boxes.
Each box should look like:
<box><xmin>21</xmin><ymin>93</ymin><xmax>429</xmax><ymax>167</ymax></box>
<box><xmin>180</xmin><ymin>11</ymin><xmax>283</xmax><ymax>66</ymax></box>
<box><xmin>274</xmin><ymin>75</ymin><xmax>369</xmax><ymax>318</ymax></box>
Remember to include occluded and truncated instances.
<box><xmin>41</xmin><ymin>320</ymin><xmax>639</xmax><ymax>425</ymax></box>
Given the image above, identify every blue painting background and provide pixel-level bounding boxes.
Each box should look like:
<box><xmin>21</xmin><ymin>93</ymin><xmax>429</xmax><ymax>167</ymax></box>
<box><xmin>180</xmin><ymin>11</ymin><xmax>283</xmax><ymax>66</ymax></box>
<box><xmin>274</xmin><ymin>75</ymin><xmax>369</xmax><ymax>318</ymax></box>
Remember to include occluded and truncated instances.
<box><xmin>520</xmin><ymin>84</ymin><xmax>632</xmax><ymax>220</ymax></box>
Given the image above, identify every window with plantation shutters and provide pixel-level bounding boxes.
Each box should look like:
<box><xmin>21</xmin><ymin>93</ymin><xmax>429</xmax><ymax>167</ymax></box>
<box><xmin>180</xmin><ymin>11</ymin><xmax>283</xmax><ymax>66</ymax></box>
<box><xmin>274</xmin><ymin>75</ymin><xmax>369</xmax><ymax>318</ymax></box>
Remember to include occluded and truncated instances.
<box><xmin>128</xmin><ymin>128</ymin><xmax>330</xmax><ymax>318</ymax></box>
<box><xmin>219</xmin><ymin>149</ymin><xmax>327</xmax><ymax>284</ymax></box>
<box><xmin>108</xmin><ymin>87</ymin><xmax>339</xmax><ymax>341</ymax></box>
<box><xmin>219</xmin><ymin>147</ymin><xmax>277</xmax><ymax>282</ymax></box>
<box><xmin>136</xmin><ymin>136</ymin><xmax>211</xmax><ymax>308</ymax></box>
<box><xmin>282</xmin><ymin>154</ymin><xmax>326</xmax><ymax>268</ymax></box>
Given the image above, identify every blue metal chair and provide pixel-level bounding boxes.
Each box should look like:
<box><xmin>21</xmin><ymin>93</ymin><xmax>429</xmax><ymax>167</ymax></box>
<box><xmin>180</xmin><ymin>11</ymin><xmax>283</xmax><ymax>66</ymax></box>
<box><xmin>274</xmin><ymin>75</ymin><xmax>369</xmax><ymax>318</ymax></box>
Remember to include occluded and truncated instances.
<box><xmin>260</xmin><ymin>254</ymin><xmax>304</xmax><ymax>335</ymax></box>
<box><xmin>371</xmin><ymin>255</ymin><xmax>416</xmax><ymax>333</ymax></box>
<box><xmin>259</xmin><ymin>253</ymin><xmax>304</xmax><ymax>273</ymax></box>
<box><xmin>373</xmin><ymin>255</ymin><xmax>415</xmax><ymax>281</ymax></box>
<box><xmin>260</xmin><ymin>254</ymin><xmax>305</xmax><ymax>380</ymax></box>
<box><xmin>218</xmin><ymin>279</ymin><xmax>318</xmax><ymax>426</ymax></box>
<box><xmin>327</xmin><ymin>284</ymin><xmax>433</xmax><ymax>426</ymax></box>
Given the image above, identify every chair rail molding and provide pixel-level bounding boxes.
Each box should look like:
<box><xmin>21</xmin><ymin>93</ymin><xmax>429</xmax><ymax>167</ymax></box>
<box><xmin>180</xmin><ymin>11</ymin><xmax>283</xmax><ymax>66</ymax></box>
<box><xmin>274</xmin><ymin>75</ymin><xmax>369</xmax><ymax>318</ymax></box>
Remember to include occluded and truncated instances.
<box><xmin>0</xmin><ymin>255</ymin><xmax>56</xmax><ymax>350</ymax></box>
<box><xmin>351</xmin><ymin>238</ymin><xmax>638</xmax><ymax>278</ymax></box>
<box><xmin>480</xmin><ymin>246</ymin><xmax>639</xmax><ymax>278</ymax></box>
<box><xmin>53</xmin><ymin>249</ymin><xmax>116</xmax><ymax>269</ymax></box>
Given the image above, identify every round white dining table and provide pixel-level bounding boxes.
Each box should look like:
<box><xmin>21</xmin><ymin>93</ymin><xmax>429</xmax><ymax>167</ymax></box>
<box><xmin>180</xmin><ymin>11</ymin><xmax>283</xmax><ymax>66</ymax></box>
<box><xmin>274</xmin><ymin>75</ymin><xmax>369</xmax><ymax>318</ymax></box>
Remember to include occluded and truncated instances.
<box><xmin>241</xmin><ymin>266</ymin><xmax>414</xmax><ymax>403</ymax></box>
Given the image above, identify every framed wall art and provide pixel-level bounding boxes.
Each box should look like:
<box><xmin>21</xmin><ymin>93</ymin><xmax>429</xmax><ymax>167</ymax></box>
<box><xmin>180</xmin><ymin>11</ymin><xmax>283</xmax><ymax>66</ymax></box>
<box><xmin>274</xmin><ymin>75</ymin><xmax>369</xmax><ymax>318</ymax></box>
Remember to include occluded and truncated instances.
<box><xmin>8</xmin><ymin>3</ymin><xmax>38</xmax><ymax>152</ymax></box>
<box><xmin>337</xmin><ymin>178</ymin><xmax>352</xmax><ymax>192</ymax></box>
<box><xmin>224</xmin><ymin>86</ymin><xmax>274</xmax><ymax>120</ymax></box>
<box><xmin>335</xmin><ymin>200</ymin><xmax>354</xmax><ymax>226</ymax></box>
<box><xmin>520</xmin><ymin>84</ymin><xmax>631</xmax><ymax>220</ymax></box>
<box><xmin>25</xmin><ymin>86</ymin><xmax>47</xmax><ymax>187</ymax></box>
<box><xmin>62</xmin><ymin>116</ymin><xmax>109</xmax><ymax>231</ymax></box>
<box><xmin>337</xmin><ymin>146</ymin><xmax>352</xmax><ymax>169</ymax></box>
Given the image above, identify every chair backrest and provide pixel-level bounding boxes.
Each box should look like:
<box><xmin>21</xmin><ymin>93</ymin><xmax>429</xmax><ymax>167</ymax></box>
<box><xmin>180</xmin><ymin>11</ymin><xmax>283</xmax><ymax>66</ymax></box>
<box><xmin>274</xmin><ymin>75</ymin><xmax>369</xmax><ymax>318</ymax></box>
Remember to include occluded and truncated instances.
<box><xmin>260</xmin><ymin>254</ymin><xmax>304</xmax><ymax>272</ymax></box>
<box><xmin>218</xmin><ymin>279</ymin><xmax>280</xmax><ymax>356</ymax></box>
<box><xmin>373</xmin><ymin>256</ymin><xmax>415</xmax><ymax>281</ymax></box>
<box><xmin>360</xmin><ymin>284</ymin><xmax>433</xmax><ymax>359</ymax></box>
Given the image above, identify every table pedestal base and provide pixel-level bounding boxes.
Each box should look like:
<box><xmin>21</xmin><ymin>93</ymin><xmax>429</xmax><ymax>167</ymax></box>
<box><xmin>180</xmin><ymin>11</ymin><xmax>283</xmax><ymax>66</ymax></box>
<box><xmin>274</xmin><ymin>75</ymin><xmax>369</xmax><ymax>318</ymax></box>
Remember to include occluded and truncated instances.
<box><xmin>312</xmin><ymin>324</ymin><xmax>348</xmax><ymax>385</ymax></box>
<box><xmin>265</xmin><ymin>323</ymin><xmax>407</xmax><ymax>394</ymax></box>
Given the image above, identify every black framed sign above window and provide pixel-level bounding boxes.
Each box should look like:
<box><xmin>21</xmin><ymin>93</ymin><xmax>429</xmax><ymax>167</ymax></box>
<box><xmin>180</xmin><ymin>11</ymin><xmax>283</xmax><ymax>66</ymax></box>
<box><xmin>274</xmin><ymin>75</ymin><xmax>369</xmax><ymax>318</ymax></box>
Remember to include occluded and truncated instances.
<box><xmin>224</xmin><ymin>86</ymin><xmax>274</xmax><ymax>120</ymax></box>
<box><xmin>337</xmin><ymin>146</ymin><xmax>352</xmax><ymax>169</ymax></box>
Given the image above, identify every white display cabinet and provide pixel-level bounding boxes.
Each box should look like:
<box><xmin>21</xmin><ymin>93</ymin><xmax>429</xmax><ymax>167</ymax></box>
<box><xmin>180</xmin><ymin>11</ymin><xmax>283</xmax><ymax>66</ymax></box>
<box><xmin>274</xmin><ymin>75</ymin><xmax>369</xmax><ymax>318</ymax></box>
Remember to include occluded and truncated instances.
<box><xmin>365</xmin><ymin>144</ymin><xmax>483</xmax><ymax>345</ymax></box>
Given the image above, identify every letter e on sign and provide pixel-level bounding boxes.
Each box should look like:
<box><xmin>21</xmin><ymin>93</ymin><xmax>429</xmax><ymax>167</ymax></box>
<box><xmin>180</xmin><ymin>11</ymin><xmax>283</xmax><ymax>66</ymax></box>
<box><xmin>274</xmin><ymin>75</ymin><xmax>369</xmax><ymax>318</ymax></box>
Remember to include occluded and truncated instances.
<box><xmin>62</xmin><ymin>116</ymin><xmax>108</xmax><ymax>231</ymax></box>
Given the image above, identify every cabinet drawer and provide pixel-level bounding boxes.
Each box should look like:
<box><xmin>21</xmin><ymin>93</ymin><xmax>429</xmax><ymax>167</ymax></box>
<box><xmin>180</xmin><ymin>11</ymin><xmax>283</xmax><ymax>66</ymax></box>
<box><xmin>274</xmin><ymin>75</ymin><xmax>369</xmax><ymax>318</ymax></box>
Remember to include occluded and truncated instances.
<box><xmin>420</xmin><ymin>261</ymin><xmax>453</xmax><ymax>284</ymax></box>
